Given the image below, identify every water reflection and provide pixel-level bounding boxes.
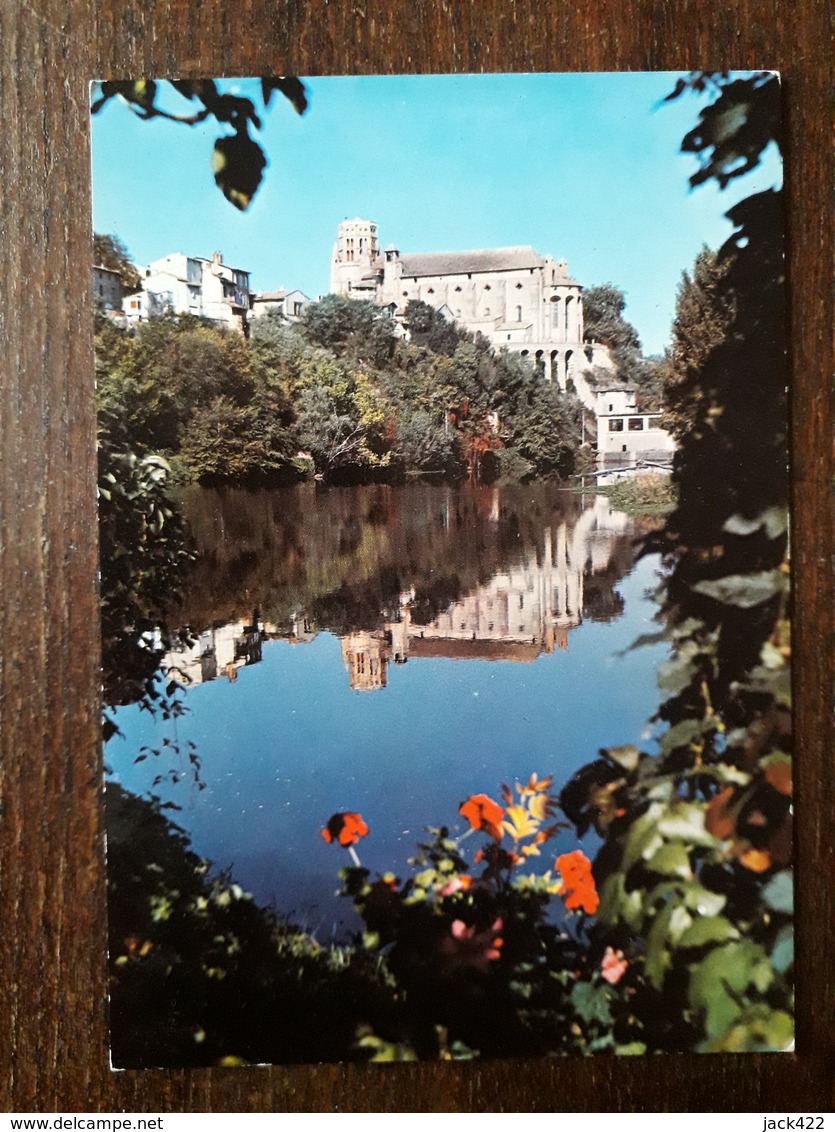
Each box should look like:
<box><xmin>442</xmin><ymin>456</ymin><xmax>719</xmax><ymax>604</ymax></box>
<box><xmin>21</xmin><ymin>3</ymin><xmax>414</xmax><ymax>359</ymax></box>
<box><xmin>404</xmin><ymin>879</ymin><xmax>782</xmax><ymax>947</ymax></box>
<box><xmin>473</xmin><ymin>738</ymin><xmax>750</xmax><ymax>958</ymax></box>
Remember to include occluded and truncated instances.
<box><xmin>162</xmin><ymin>485</ymin><xmax>637</xmax><ymax>693</ymax></box>
<box><xmin>108</xmin><ymin>481</ymin><xmax>666</xmax><ymax>925</ymax></box>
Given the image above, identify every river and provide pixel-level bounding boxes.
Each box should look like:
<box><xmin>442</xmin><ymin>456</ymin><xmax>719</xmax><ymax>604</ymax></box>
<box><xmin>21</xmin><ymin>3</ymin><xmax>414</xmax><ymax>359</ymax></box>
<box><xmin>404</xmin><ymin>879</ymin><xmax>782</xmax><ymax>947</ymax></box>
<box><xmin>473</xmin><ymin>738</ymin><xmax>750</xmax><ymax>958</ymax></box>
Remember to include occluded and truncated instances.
<box><xmin>105</xmin><ymin>481</ymin><xmax>669</xmax><ymax>936</ymax></box>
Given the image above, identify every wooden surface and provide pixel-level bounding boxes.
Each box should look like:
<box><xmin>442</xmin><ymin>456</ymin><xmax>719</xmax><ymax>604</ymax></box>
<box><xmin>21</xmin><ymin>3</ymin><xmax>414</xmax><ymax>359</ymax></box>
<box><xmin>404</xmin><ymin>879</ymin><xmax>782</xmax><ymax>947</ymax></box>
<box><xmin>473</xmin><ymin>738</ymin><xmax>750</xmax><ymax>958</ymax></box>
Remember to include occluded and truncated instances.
<box><xmin>1</xmin><ymin>0</ymin><xmax>832</xmax><ymax>1113</ymax></box>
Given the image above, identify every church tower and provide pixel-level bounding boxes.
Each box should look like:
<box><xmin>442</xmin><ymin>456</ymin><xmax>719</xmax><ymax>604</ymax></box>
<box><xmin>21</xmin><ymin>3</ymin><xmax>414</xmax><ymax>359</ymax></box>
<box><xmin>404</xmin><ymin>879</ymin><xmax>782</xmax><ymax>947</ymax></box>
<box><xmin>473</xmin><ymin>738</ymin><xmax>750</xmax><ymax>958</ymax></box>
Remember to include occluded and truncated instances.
<box><xmin>329</xmin><ymin>219</ymin><xmax>380</xmax><ymax>296</ymax></box>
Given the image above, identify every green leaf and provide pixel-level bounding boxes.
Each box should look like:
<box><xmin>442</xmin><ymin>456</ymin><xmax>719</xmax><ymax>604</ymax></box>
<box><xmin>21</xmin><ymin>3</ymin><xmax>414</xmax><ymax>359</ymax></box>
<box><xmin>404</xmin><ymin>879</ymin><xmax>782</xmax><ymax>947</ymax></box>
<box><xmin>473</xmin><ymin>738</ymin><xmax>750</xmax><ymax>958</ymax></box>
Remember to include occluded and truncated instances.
<box><xmin>261</xmin><ymin>76</ymin><xmax>309</xmax><ymax>114</ymax></box>
<box><xmin>644</xmin><ymin>904</ymin><xmax>674</xmax><ymax>988</ymax></box>
<box><xmin>762</xmin><ymin>869</ymin><xmax>793</xmax><ymax>914</ymax></box>
<box><xmin>606</xmin><ymin>743</ymin><xmax>641</xmax><ymax>772</ymax></box>
<box><xmin>677</xmin><ymin>915</ymin><xmax>739</xmax><ymax>949</ymax></box>
<box><xmin>691</xmin><ymin>569</ymin><xmax>788</xmax><ymax>609</ymax></box>
<box><xmin>614</xmin><ymin>1041</ymin><xmax>647</xmax><ymax>1055</ymax></box>
<box><xmin>659</xmin><ymin>718</ymin><xmax>707</xmax><ymax>757</ymax></box>
<box><xmin>571</xmin><ymin>980</ymin><xmax>612</xmax><ymax>1027</ymax></box>
<box><xmin>647</xmin><ymin>840</ymin><xmax>693</xmax><ymax>879</ymax></box>
<box><xmin>700</xmin><ymin>1007</ymin><xmax>794</xmax><ymax>1053</ymax></box>
<box><xmin>689</xmin><ymin>941</ymin><xmax>775</xmax><ymax>1038</ymax></box>
<box><xmin>622</xmin><ymin>806</ymin><xmax>665</xmax><ymax>872</ymax></box>
<box><xmin>625</xmin><ymin>630</ymin><xmax>668</xmax><ymax>651</ymax></box>
<box><xmin>657</xmin><ymin>803</ymin><xmax>717</xmax><ymax>847</ymax></box>
<box><xmin>657</xmin><ymin>655</ymin><xmax>697</xmax><ymax>693</ymax></box>
<box><xmin>598</xmin><ymin>873</ymin><xmax>644</xmax><ymax>929</ymax></box>
<box><xmin>682</xmin><ymin>883</ymin><xmax>727</xmax><ymax>917</ymax></box>
<box><xmin>212</xmin><ymin>132</ymin><xmax>267</xmax><ymax>210</ymax></box>
<box><xmin>722</xmin><ymin>506</ymin><xmax>788</xmax><ymax>539</ymax></box>
<box><xmin>771</xmin><ymin>925</ymin><xmax>794</xmax><ymax>973</ymax></box>
<box><xmin>769</xmin><ymin>928</ymin><xmax>792</xmax><ymax>973</ymax></box>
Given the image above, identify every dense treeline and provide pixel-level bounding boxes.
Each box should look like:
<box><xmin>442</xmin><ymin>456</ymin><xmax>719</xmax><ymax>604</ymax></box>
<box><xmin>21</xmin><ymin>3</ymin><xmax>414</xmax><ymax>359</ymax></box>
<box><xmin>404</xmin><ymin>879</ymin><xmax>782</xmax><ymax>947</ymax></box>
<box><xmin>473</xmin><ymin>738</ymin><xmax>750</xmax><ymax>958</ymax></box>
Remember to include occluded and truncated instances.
<box><xmin>96</xmin><ymin>297</ymin><xmax>590</xmax><ymax>486</ymax></box>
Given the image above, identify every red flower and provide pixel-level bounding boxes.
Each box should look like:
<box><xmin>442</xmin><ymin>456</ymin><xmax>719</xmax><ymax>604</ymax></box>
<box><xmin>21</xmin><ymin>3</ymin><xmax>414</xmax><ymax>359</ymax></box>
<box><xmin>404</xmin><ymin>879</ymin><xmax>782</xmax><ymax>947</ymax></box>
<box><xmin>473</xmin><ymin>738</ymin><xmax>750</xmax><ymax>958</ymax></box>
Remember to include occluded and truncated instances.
<box><xmin>459</xmin><ymin>793</ymin><xmax>504</xmax><ymax>840</ymax></box>
<box><xmin>601</xmin><ymin>947</ymin><xmax>628</xmax><ymax>985</ymax></box>
<box><xmin>321</xmin><ymin>812</ymin><xmax>369</xmax><ymax>847</ymax></box>
<box><xmin>555</xmin><ymin>850</ymin><xmax>599</xmax><ymax>915</ymax></box>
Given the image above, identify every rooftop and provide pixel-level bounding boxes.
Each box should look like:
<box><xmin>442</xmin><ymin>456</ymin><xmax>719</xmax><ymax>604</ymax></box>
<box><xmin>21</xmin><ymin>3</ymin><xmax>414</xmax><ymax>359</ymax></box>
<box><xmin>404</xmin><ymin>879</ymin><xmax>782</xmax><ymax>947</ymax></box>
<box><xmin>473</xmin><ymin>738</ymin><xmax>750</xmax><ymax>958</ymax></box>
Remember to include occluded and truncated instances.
<box><xmin>398</xmin><ymin>246</ymin><xmax>545</xmax><ymax>278</ymax></box>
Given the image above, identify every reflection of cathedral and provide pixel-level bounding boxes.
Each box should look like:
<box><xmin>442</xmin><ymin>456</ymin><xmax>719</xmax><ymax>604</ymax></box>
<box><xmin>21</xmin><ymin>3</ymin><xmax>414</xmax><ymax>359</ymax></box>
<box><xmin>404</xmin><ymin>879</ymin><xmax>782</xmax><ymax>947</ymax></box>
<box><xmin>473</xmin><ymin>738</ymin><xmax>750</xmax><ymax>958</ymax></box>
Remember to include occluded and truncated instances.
<box><xmin>340</xmin><ymin>620</ymin><xmax>410</xmax><ymax>692</ymax></box>
<box><xmin>339</xmin><ymin>496</ymin><xmax>631</xmax><ymax>690</ymax></box>
<box><xmin>159</xmin><ymin>497</ymin><xmax>634</xmax><ymax>695</ymax></box>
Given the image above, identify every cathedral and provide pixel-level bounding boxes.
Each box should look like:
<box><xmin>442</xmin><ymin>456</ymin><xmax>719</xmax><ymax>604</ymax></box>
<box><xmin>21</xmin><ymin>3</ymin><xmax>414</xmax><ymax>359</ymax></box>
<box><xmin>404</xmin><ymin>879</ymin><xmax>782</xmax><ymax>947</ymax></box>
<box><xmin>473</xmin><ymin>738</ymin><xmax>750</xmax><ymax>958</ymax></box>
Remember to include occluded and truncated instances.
<box><xmin>329</xmin><ymin>218</ymin><xmax>614</xmax><ymax>401</ymax></box>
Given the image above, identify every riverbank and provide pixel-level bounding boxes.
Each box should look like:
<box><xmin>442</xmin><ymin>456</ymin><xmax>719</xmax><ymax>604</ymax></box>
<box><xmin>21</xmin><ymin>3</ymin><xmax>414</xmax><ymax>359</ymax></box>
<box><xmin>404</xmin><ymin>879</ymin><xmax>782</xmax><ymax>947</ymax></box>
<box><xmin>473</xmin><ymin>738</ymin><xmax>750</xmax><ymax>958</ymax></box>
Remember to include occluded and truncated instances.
<box><xmin>576</xmin><ymin>472</ymin><xmax>676</xmax><ymax>518</ymax></box>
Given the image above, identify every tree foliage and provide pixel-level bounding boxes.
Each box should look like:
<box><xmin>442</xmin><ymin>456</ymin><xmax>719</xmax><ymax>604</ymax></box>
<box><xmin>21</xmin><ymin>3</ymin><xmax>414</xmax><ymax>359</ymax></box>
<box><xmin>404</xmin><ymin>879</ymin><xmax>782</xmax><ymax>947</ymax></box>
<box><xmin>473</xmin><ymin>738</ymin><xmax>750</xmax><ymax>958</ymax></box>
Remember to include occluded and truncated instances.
<box><xmin>659</xmin><ymin>246</ymin><xmax>733</xmax><ymax>439</ymax></box>
<box><xmin>94</xmin><ymin>232</ymin><xmax>142</xmax><ymax>293</ymax></box>
<box><xmin>96</xmin><ymin>295</ymin><xmax>587</xmax><ymax>486</ymax></box>
<box><xmin>561</xmin><ymin>70</ymin><xmax>791</xmax><ymax>1053</ymax></box>
<box><xmin>583</xmin><ymin>283</ymin><xmax>641</xmax><ymax>359</ymax></box>
<box><xmin>98</xmin><ymin>409</ymin><xmax>194</xmax><ymax>740</ymax></box>
<box><xmin>582</xmin><ymin>283</ymin><xmax>663</xmax><ymax>409</ymax></box>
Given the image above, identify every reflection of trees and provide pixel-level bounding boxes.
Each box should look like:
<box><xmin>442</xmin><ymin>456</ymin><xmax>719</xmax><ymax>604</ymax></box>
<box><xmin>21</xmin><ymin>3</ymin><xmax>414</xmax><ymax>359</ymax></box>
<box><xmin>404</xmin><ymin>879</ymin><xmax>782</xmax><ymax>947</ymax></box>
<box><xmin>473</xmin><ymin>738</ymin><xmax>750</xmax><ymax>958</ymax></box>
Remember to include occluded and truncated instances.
<box><xmin>168</xmin><ymin>483</ymin><xmax>638</xmax><ymax>639</ymax></box>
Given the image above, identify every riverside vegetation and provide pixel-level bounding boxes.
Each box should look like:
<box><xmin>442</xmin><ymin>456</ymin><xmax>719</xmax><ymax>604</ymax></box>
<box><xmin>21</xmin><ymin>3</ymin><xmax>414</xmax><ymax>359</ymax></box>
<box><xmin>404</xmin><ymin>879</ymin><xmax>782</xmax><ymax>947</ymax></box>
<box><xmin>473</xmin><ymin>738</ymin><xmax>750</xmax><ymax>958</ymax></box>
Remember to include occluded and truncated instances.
<box><xmin>100</xmin><ymin>72</ymin><xmax>792</xmax><ymax>1065</ymax></box>
<box><xmin>96</xmin><ymin>294</ymin><xmax>595</xmax><ymax>489</ymax></box>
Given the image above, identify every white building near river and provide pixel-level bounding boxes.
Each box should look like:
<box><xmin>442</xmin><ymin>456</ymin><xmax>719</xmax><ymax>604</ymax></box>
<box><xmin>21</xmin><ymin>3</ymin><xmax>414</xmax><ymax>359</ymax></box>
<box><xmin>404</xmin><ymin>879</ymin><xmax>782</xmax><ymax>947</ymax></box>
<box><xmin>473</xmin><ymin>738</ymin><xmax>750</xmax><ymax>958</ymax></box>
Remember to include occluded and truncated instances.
<box><xmin>594</xmin><ymin>385</ymin><xmax>676</xmax><ymax>464</ymax></box>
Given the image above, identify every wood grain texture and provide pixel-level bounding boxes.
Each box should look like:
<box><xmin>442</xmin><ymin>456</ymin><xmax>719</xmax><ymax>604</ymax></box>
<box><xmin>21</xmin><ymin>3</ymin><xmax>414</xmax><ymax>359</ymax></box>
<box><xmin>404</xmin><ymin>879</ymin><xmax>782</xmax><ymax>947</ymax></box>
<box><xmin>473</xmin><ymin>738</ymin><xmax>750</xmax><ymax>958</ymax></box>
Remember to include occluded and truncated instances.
<box><xmin>1</xmin><ymin>0</ymin><xmax>831</xmax><ymax>1112</ymax></box>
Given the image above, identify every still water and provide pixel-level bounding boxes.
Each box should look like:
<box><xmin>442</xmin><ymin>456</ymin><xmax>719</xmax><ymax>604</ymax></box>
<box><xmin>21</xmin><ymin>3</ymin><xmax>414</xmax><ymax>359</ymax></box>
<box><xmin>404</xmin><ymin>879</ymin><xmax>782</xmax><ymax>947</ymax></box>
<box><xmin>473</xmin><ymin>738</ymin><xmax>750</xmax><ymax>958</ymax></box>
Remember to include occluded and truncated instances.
<box><xmin>106</xmin><ymin>481</ymin><xmax>669</xmax><ymax>935</ymax></box>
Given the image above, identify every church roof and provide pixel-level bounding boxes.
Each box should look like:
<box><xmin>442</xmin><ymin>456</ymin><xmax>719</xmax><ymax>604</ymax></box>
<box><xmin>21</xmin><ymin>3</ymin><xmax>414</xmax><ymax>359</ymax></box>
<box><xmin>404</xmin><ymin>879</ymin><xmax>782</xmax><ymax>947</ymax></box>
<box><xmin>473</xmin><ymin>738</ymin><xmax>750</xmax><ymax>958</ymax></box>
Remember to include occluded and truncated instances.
<box><xmin>398</xmin><ymin>247</ymin><xmax>545</xmax><ymax>278</ymax></box>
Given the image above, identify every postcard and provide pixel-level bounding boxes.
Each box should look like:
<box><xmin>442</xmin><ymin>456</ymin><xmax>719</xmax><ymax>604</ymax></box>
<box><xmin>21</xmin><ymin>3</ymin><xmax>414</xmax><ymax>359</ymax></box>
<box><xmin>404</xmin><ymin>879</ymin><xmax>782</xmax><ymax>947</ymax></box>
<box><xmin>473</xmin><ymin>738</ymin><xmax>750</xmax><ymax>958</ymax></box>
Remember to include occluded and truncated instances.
<box><xmin>91</xmin><ymin>71</ymin><xmax>791</xmax><ymax>1067</ymax></box>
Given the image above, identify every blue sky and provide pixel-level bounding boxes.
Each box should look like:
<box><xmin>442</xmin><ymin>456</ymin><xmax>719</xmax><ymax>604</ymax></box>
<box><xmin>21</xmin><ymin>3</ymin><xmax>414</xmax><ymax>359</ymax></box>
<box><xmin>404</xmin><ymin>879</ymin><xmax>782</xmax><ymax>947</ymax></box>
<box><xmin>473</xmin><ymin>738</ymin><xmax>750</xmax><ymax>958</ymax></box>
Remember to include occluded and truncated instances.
<box><xmin>91</xmin><ymin>73</ymin><xmax>781</xmax><ymax>355</ymax></box>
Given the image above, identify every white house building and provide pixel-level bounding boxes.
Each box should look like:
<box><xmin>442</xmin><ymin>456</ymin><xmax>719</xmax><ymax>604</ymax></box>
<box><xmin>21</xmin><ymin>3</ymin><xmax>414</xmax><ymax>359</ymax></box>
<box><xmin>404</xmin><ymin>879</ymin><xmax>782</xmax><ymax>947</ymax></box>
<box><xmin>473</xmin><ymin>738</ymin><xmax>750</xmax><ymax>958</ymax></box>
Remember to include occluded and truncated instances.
<box><xmin>594</xmin><ymin>385</ymin><xmax>675</xmax><ymax>465</ymax></box>
<box><xmin>92</xmin><ymin>265</ymin><xmax>125</xmax><ymax>312</ymax></box>
<box><xmin>123</xmin><ymin>250</ymin><xmax>251</xmax><ymax>332</ymax></box>
<box><xmin>250</xmin><ymin>288</ymin><xmax>311</xmax><ymax>321</ymax></box>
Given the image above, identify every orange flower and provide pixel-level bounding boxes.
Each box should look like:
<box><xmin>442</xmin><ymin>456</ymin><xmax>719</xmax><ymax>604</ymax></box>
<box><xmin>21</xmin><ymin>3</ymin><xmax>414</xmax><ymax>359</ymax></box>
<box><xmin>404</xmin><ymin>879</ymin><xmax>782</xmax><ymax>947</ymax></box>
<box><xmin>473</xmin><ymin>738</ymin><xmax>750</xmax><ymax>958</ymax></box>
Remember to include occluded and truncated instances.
<box><xmin>321</xmin><ymin>812</ymin><xmax>369</xmax><ymax>847</ymax></box>
<box><xmin>601</xmin><ymin>947</ymin><xmax>628</xmax><ymax>985</ymax></box>
<box><xmin>555</xmin><ymin>850</ymin><xmax>599</xmax><ymax>915</ymax></box>
<box><xmin>459</xmin><ymin>793</ymin><xmax>504</xmax><ymax>840</ymax></box>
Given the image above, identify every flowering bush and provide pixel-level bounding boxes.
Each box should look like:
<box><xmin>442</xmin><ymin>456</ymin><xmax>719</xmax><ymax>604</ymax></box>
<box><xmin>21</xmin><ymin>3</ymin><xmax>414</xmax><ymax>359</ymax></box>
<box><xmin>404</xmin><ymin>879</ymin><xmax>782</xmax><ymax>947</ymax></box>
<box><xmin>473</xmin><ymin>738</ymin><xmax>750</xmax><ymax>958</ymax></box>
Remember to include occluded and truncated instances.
<box><xmin>329</xmin><ymin>775</ymin><xmax>646</xmax><ymax>1059</ymax></box>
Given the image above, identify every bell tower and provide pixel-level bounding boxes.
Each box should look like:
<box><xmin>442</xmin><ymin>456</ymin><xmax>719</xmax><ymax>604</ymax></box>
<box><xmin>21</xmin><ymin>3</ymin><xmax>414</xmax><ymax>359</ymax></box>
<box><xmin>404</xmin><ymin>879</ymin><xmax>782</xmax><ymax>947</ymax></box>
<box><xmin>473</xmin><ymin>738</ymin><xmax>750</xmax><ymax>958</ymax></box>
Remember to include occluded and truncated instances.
<box><xmin>330</xmin><ymin>219</ymin><xmax>379</xmax><ymax>296</ymax></box>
